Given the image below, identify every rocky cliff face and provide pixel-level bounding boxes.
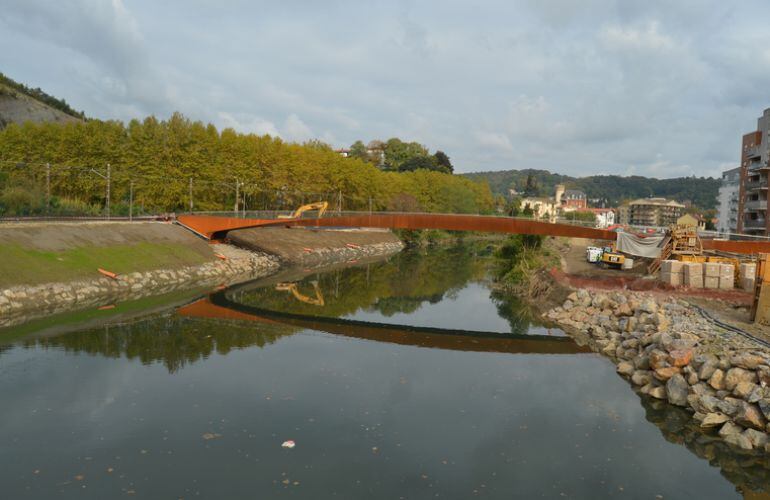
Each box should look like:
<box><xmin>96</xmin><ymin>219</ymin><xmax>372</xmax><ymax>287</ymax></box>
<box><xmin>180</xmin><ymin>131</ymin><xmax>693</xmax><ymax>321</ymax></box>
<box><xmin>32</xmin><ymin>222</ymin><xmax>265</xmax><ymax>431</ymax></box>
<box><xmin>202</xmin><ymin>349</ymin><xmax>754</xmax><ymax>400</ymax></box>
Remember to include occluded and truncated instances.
<box><xmin>0</xmin><ymin>84</ymin><xmax>81</xmax><ymax>129</ymax></box>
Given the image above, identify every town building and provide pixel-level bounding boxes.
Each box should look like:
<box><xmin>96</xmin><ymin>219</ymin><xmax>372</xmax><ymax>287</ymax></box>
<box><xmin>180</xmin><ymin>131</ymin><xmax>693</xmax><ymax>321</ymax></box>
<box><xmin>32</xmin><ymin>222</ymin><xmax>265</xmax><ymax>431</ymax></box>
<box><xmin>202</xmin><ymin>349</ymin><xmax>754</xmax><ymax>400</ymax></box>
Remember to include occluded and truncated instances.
<box><xmin>737</xmin><ymin>108</ymin><xmax>770</xmax><ymax>235</ymax></box>
<box><xmin>588</xmin><ymin>208</ymin><xmax>615</xmax><ymax>228</ymax></box>
<box><xmin>519</xmin><ymin>197</ymin><xmax>556</xmax><ymax>223</ymax></box>
<box><xmin>561</xmin><ymin>189</ymin><xmax>587</xmax><ymax>209</ymax></box>
<box><xmin>554</xmin><ymin>184</ymin><xmax>587</xmax><ymax>209</ymax></box>
<box><xmin>717</xmin><ymin>166</ymin><xmax>741</xmax><ymax>235</ymax></box>
<box><xmin>627</xmin><ymin>198</ymin><xmax>685</xmax><ymax>227</ymax></box>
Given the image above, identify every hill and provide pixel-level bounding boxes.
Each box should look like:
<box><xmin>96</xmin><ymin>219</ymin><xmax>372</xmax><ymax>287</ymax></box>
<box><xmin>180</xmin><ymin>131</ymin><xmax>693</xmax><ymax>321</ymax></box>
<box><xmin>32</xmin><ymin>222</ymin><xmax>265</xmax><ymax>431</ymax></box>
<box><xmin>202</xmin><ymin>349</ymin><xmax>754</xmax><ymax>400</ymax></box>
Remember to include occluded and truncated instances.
<box><xmin>462</xmin><ymin>168</ymin><xmax>721</xmax><ymax>209</ymax></box>
<box><xmin>0</xmin><ymin>72</ymin><xmax>84</xmax><ymax>129</ymax></box>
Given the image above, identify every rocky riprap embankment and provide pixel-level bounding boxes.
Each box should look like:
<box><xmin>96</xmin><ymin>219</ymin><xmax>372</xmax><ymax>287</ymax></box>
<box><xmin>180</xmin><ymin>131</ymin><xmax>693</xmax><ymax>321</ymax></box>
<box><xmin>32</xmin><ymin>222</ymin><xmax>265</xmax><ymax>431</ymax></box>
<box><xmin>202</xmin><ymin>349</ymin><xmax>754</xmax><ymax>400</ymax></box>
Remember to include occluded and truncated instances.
<box><xmin>546</xmin><ymin>289</ymin><xmax>770</xmax><ymax>452</ymax></box>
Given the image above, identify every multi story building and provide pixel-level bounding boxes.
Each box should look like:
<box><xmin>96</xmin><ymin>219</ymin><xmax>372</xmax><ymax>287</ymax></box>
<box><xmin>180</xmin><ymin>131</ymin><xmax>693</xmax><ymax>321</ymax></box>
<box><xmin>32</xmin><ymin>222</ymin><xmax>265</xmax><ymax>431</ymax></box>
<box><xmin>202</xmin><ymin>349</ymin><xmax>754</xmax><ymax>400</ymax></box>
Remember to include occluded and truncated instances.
<box><xmin>717</xmin><ymin>166</ymin><xmax>740</xmax><ymax>235</ymax></box>
<box><xmin>628</xmin><ymin>198</ymin><xmax>685</xmax><ymax>227</ymax></box>
<box><xmin>737</xmin><ymin>109</ymin><xmax>770</xmax><ymax>235</ymax></box>
<box><xmin>562</xmin><ymin>189</ymin><xmax>587</xmax><ymax>209</ymax></box>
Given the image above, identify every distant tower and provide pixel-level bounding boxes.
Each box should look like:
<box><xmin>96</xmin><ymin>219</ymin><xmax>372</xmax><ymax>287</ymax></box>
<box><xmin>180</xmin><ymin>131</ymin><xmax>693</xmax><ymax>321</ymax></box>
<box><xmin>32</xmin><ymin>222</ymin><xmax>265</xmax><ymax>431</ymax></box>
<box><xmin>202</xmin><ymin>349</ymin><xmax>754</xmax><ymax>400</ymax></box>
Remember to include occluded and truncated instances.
<box><xmin>555</xmin><ymin>184</ymin><xmax>566</xmax><ymax>205</ymax></box>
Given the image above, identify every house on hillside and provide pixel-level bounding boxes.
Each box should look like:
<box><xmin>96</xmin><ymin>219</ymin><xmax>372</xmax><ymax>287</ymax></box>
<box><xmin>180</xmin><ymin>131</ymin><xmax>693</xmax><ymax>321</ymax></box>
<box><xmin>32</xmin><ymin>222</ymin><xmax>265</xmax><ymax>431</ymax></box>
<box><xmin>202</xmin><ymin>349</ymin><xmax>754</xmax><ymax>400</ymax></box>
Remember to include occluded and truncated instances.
<box><xmin>366</xmin><ymin>140</ymin><xmax>386</xmax><ymax>166</ymax></box>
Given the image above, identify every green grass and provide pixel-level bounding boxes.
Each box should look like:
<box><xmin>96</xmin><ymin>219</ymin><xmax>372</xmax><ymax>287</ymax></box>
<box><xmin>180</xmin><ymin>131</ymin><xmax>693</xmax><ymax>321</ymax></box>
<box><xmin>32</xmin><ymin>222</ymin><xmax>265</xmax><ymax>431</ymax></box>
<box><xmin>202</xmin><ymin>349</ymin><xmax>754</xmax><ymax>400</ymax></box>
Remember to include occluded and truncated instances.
<box><xmin>0</xmin><ymin>242</ymin><xmax>212</xmax><ymax>287</ymax></box>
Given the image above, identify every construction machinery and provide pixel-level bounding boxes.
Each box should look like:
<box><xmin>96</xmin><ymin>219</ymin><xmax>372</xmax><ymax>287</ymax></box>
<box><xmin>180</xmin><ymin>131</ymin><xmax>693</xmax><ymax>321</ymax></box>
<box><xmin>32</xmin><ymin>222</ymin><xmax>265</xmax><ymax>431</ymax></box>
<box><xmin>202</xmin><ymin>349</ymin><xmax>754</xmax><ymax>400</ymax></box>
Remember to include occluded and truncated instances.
<box><xmin>599</xmin><ymin>243</ymin><xmax>626</xmax><ymax>269</ymax></box>
<box><xmin>275</xmin><ymin>281</ymin><xmax>325</xmax><ymax>306</ymax></box>
<box><xmin>277</xmin><ymin>201</ymin><xmax>329</xmax><ymax>220</ymax></box>
<box><xmin>648</xmin><ymin>224</ymin><xmax>703</xmax><ymax>274</ymax></box>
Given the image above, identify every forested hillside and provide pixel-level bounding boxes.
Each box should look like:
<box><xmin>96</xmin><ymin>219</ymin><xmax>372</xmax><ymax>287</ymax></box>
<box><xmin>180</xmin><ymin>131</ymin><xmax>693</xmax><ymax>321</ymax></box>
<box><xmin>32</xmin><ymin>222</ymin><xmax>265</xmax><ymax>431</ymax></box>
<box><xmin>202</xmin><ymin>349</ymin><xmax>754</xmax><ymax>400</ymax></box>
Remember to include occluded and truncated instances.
<box><xmin>0</xmin><ymin>72</ymin><xmax>85</xmax><ymax>121</ymax></box>
<box><xmin>0</xmin><ymin>113</ymin><xmax>493</xmax><ymax>216</ymax></box>
<box><xmin>463</xmin><ymin>169</ymin><xmax>720</xmax><ymax>209</ymax></box>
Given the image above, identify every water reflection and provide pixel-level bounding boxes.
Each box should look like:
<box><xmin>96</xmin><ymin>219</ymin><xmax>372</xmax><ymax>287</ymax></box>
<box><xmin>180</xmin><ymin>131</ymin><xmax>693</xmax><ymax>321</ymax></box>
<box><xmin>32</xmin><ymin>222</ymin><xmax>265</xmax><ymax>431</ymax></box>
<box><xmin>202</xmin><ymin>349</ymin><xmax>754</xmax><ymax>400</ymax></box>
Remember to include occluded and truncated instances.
<box><xmin>3</xmin><ymin>245</ymin><xmax>770</xmax><ymax>498</ymax></box>
<box><xmin>641</xmin><ymin>394</ymin><xmax>770</xmax><ymax>497</ymax></box>
<box><xmin>228</xmin><ymin>245</ymin><xmax>542</xmax><ymax>335</ymax></box>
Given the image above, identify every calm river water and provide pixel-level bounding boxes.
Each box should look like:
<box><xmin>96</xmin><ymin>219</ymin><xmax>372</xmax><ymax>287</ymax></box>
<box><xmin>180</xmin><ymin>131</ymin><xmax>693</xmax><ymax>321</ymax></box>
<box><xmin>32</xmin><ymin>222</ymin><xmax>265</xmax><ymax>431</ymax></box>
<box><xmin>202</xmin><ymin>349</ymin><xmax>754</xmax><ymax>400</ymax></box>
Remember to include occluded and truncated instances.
<box><xmin>1</xmin><ymin>245</ymin><xmax>769</xmax><ymax>499</ymax></box>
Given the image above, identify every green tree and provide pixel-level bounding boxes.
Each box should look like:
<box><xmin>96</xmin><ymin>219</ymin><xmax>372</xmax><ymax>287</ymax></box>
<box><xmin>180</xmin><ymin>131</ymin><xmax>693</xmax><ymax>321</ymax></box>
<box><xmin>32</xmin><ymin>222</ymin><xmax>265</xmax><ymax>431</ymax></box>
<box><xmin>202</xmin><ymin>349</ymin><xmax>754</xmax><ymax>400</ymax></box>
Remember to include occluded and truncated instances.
<box><xmin>399</xmin><ymin>155</ymin><xmax>438</xmax><ymax>172</ymax></box>
<box><xmin>433</xmin><ymin>150</ymin><xmax>453</xmax><ymax>174</ymax></box>
<box><xmin>349</xmin><ymin>140</ymin><xmax>368</xmax><ymax>160</ymax></box>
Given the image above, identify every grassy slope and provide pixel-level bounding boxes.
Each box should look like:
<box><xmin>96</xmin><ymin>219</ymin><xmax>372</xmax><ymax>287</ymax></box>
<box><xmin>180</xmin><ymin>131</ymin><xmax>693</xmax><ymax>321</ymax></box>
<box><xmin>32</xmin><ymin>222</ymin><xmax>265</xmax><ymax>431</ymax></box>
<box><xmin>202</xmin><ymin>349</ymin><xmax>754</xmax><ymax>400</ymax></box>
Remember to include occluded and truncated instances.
<box><xmin>0</xmin><ymin>241</ymin><xmax>211</xmax><ymax>288</ymax></box>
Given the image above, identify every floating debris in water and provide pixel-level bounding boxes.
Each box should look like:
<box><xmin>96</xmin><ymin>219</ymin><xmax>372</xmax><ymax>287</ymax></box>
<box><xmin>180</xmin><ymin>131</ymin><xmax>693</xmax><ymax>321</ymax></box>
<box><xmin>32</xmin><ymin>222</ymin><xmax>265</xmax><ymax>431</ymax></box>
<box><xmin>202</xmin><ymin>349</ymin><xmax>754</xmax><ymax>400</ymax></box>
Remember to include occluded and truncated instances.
<box><xmin>282</xmin><ymin>440</ymin><xmax>296</xmax><ymax>449</ymax></box>
<box><xmin>202</xmin><ymin>433</ymin><xmax>222</xmax><ymax>440</ymax></box>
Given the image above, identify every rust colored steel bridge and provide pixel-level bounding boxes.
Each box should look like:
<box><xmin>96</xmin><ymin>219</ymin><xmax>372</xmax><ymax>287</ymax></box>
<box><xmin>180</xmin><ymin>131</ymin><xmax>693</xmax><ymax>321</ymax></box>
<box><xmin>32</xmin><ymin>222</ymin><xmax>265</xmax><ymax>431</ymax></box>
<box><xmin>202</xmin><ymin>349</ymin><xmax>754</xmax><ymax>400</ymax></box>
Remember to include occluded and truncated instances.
<box><xmin>176</xmin><ymin>213</ymin><xmax>770</xmax><ymax>255</ymax></box>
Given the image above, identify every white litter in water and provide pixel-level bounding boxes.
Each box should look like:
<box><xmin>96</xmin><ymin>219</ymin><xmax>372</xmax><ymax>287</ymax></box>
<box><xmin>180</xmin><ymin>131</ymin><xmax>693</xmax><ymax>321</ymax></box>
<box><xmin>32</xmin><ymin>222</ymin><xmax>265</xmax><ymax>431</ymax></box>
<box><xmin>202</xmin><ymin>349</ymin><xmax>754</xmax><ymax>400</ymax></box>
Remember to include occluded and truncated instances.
<box><xmin>281</xmin><ymin>440</ymin><xmax>296</xmax><ymax>449</ymax></box>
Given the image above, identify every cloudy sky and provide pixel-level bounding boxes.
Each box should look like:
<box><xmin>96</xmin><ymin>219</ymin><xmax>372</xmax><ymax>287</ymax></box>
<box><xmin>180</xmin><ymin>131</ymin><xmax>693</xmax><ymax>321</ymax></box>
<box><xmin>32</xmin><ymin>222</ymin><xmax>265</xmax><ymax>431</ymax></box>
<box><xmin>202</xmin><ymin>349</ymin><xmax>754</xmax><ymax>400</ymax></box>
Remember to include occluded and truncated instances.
<box><xmin>2</xmin><ymin>0</ymin><xmax>770</xmax><ymax>177</ymax></box>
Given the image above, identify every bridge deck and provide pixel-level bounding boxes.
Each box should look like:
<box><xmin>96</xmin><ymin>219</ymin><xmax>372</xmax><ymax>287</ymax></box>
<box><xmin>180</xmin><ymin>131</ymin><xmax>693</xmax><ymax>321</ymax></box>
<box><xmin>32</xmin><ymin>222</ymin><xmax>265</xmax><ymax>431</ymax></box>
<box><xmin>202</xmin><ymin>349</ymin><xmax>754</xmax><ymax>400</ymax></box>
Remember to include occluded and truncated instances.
<box><xmin>175</xmin><ymin>213</ymin><xmax>770</xmax><ymax>255</ymax></box>
<box><xmin>177</xmin><ymin>213</ymin><xmax>617</xmax><ymax>240</ymax></box>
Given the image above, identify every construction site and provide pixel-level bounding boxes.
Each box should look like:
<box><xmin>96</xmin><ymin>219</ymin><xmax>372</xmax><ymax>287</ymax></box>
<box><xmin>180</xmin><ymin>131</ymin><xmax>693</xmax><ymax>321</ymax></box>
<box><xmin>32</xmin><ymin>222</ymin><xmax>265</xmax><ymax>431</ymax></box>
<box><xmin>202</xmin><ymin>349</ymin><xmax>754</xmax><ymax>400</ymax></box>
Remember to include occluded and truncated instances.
<box><xmin>554</xmin><ymin>221</ymin><xmax>770</xmax><ymax>339</ymax></box>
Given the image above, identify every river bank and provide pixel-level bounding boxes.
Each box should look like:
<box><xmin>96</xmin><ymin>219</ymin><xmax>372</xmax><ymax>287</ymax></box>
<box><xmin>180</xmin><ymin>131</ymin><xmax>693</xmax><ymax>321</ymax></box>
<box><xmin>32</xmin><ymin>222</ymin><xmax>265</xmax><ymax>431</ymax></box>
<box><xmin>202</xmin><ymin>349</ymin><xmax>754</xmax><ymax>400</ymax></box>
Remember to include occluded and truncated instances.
<box><xmin>520</xmin><ymin>237</ymin><xmax>770</xmax><ymax>454</ymax></box>
<box><xmin>0</xmin><ymin>221</ymin><xmax>404</xmax><ymax>327</ymax></box>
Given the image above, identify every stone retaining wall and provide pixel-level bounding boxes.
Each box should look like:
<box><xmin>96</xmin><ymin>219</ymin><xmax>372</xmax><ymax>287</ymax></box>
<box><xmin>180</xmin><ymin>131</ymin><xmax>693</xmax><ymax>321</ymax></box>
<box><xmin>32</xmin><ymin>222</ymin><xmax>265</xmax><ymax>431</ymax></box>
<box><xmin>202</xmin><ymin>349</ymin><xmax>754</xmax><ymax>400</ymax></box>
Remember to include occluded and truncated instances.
<box><xmin>1</xmin><ymin>237</ymin><xmax>407</xmax><ymax>329</ymax></box>
<box><xmin>0</xmin><ymin>247</ymin><xmax>280</xmax><ymax>328</ymax></box>
<box><xmin>546</xmin><ymin>290</ymin><xmax>770</xmax><ymax>453</ymax></box>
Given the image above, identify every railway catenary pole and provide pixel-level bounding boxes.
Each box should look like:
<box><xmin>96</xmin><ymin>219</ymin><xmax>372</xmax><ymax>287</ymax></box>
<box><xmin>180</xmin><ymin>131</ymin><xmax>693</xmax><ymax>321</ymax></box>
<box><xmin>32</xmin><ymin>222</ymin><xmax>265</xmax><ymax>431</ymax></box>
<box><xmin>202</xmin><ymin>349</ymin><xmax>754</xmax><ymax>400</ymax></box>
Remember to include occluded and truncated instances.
<box><xmin>106</xmin><ymin>163</ymin><xmax>111</xmax><ymax>220</ymax></box>
<box><xmin>129</xmin><ymin>180</ymin><xmax>134</xmax><ymax>222</ymax></box>
<box><xmin>234</xmin><ymin>179</ymin><xmax>240</xmax><ymax>215</ymax></box>
<box><xmin>45</xmin><ymin>163</ymin><xmax>50</xmax><ymax>214</ymax></box>
<box><xmin>189</xmin><ymin>177</ymin><xmax>193</xmax><ymax>214</ymax></box>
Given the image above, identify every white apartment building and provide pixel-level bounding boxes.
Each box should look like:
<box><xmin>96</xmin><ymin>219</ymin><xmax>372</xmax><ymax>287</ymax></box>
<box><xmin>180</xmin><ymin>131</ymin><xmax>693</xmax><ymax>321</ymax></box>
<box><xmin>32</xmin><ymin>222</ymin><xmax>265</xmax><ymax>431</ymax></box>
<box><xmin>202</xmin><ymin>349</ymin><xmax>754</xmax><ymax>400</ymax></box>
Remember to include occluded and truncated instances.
<box><xmin>717</xmin><ymin>166</ymin><xmax>740</xmax><ymax>235</ymax></box>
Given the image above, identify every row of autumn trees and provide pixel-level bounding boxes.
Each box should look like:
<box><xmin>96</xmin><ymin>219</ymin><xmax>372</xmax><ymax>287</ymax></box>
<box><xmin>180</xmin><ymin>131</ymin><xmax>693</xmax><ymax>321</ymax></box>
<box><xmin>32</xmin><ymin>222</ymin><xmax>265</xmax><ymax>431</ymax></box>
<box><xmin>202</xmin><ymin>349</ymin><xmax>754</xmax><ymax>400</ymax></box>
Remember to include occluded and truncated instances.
<box><xmin>0</xmin><ymin>113</ymin><xmax>493</xmax><ymax>216</ymax></box>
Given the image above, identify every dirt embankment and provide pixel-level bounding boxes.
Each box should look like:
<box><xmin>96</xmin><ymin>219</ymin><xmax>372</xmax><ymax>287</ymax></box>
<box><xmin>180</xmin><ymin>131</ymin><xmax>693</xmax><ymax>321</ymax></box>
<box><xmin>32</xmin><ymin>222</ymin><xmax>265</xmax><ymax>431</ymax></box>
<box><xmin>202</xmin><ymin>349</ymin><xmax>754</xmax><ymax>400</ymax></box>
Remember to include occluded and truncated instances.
<box><xmin>0</xmin><ymin>222</ymin><xmax>215</xmax><ymax>288</ymax></box>
<box><xmin>227</xmin><ymin>227</ymin><xmax>404</xmax><ymax>266</ymax></box>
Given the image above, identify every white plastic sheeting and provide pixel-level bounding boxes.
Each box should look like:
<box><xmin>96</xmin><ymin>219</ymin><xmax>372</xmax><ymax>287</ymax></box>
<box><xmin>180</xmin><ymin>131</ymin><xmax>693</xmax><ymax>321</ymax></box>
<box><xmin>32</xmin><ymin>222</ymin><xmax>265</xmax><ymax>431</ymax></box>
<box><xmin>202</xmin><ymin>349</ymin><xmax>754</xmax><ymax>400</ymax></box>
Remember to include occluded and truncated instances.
<box><xmin>615</xmin><ymin>232</ymin><xmax>665</xmax><ymax>258</ymax></box>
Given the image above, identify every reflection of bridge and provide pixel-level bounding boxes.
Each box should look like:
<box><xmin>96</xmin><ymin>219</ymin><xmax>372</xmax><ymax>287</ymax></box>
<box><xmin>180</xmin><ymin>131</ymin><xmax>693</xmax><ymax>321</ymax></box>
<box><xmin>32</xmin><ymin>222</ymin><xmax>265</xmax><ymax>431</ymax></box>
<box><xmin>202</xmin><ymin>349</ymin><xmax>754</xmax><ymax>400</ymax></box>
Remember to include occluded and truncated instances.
<box><xmin>177</xmin><ymin>293</ymin><xmax>591</xmax><ymax>355</ymax></box>
<box><xmin>176</xmin><ymin>213</ymin><xmax>770</xmax><ymax>254</ymax></box>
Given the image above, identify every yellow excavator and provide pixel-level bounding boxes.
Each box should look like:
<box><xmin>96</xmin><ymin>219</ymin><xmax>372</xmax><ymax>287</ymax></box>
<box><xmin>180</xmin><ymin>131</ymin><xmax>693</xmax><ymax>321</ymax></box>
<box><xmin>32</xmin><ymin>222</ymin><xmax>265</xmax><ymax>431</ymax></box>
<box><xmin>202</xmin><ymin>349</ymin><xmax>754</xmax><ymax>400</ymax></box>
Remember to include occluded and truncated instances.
<box><xmin>277</xmin><ymin>201</ymin><xmax>329</xmax><ymax>220</ymax></box>
<box><xmin>275</xmin><ymin>281</ymin><xmax>325</xmax><ymax>306</ymax></box>
<box><xmin>600</xmin><ymin>243</ymin><xmax>626</xmax><ymax>269</ymax></box>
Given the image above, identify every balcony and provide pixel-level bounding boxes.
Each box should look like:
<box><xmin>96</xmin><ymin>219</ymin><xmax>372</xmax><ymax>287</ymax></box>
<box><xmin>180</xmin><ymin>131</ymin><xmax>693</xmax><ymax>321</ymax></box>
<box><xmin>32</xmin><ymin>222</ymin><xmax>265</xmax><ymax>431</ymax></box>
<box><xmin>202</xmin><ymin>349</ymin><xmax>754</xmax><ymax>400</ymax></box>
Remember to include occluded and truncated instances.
<box><xmin>744</xmin><ymin>199</ymin><xmax>767</xmax><ymax>211</ymax></box>
<box><xmin>744</xmin><ymin>218</ymin><xmax>767</xmax><ymax>229</ymax></box>
<box><xmin>746</xmin><ymin>146</ymin><xmax>762</xmax><ymax>159</ymax></box>
<box><xmin>745</xmin><ymin>178</ymin><xmax>769</xmax><ymax>191</ymax></box>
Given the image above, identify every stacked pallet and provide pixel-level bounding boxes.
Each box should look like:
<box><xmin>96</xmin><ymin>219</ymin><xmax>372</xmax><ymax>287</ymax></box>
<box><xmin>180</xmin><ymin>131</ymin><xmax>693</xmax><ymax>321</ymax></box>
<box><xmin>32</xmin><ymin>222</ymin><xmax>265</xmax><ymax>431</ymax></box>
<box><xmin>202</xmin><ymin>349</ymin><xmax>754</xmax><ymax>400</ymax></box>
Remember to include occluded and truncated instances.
<box><xmin>703</xmin><ymin>262</ymin><xmax>720</xmax><ymax>289</ymax></box>
<box><xmin>683</xmin><ymin>262</ymin><xmax>704</xmax><ymax>288</ymax></box>
<box><xmin>741</xmin><ymin>263</ymin><xmax>757</xmax><ymax>292</ymax></box>
<box><xmin>718</xmin><ymin>264</ymin><xmax>734</xmax><ymax>290</ymax></box>
<box><xmin>659</xmin><ymin>260</ymin><xmax>683</xmax><ymax>286</ymax></box>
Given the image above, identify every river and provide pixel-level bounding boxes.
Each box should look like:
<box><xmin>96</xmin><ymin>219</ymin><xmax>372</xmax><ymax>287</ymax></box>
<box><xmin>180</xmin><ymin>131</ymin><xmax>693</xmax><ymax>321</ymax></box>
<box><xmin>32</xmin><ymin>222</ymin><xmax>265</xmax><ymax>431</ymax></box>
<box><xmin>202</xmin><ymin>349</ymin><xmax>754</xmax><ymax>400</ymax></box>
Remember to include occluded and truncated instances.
<box><xmin>0</xmin><ymin>244</ymin><xmax>768</xmax><ymax>498</ymax></box>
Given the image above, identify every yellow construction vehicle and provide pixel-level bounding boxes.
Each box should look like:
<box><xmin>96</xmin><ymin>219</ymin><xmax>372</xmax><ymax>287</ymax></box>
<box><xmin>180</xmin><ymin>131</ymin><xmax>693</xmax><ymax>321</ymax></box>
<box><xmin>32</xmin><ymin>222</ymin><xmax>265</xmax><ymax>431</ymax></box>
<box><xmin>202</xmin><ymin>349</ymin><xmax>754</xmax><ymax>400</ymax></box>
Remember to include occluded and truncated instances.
<box><xmin>275</xmin><ymin>281</ymin><xmax>325</xmax><ymax>306</ymax></box>
<box><xmin>277</xmin><ymin>201</ymin><xmax>329</xmax><ymax>220</ymax></box>
<box><xmin>600</xmin><ymin>243</ymin><xmax>626</xmax><ymax>269</ymax></box>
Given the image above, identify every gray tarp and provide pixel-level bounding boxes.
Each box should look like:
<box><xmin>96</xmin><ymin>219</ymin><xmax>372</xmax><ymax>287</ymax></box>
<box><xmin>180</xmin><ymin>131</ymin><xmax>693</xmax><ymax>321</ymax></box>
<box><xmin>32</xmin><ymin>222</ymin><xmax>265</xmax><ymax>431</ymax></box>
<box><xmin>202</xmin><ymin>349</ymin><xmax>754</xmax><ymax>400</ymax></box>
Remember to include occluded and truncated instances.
<box><xmin>615</xmin><ymin>232</ymin><xmax>665</xmax><ymax>259</ymax></box>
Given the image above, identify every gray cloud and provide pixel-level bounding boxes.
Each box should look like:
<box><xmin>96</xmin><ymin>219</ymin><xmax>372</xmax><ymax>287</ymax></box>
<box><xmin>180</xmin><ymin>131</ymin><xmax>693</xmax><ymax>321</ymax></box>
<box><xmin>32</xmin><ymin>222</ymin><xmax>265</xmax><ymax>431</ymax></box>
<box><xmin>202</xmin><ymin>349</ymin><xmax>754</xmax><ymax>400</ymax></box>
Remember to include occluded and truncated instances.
<box><xmin>2</xmin><ymin>0</ymin><xmax>770</xmax><ymax>177</ymax></box>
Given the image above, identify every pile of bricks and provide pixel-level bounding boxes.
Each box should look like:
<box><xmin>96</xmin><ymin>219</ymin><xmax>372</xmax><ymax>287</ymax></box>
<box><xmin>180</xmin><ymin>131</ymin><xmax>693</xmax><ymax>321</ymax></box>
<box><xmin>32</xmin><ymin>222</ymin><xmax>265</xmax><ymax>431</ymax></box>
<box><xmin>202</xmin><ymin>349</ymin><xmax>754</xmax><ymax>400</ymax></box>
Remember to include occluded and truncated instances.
<box><xmin>658</xmin><ymin>260</ymin><xmax>752</xmax><ymax>290</ymax></box>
